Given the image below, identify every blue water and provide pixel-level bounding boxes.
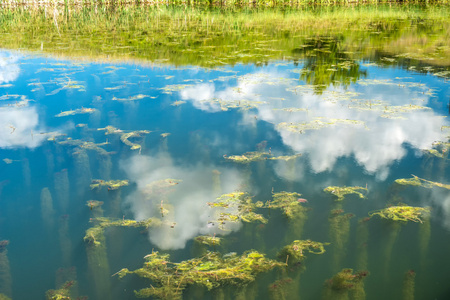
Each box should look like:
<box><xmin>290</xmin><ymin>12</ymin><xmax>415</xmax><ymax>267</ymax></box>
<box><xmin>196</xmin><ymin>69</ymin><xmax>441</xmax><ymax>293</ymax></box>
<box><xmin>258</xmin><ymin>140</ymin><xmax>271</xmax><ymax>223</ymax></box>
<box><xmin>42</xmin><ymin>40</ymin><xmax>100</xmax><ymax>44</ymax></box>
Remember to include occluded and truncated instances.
<box><xmin>1</xmin><ymin>50</ymin><xmax>450</xmax><ymax>299</ymax></box>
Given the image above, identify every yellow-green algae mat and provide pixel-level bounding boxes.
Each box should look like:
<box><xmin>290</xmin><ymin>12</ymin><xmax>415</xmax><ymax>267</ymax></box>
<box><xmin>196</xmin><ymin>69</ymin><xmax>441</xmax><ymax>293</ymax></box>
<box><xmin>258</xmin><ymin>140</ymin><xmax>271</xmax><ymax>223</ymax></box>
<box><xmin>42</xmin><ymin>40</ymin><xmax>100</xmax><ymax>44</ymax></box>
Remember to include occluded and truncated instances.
<box><xmin>114</xmin><ymin>250</ymin><xmax>285</xmax><ymax>299</ymax></box>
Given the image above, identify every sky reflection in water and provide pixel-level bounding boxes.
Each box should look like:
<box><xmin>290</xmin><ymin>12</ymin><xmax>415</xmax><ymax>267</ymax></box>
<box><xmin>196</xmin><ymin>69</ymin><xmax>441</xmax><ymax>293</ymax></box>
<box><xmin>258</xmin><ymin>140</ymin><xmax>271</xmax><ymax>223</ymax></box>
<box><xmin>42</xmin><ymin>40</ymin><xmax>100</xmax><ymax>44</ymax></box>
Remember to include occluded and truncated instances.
<box><xmin>0</xmin><ymin>49</ymin><xmax>450</xmax><ymax>299</ymax></box>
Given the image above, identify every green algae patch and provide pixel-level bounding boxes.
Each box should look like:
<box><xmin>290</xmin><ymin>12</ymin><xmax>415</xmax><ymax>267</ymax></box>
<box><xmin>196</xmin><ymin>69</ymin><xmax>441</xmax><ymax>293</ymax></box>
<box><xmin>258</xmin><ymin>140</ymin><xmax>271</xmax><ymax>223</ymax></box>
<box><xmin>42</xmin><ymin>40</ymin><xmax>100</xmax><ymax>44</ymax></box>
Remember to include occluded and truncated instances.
<box><xmin>90</xmin><ymin>179</ymin><xmax>129</xmax><ymax>190</ymax></box>
<box><xmin>278</xmin><ymin>240</ymin><xmax>329</xmax><ymax>264</ymax></box>
<box><xmin>195</xmin><ymin>235</ymin><xmax>221</xmax><ymax>247</ymax></box>
<box><xmin>267</xmin><ymin>191</ymin><xmax>307</xmax><ymax>219</ymax></box>
<box><xmin>115</xmin><ymin>250</ymin><xmax>284</xmax><ymax>300</ymax></box>
<box><xmin>143</xmin><ymin>179</ymin><xmax>182</xmax><ymax>196</ymax></box>
<box><xmin>395</xmin><ymin>175</ymin><xmax>450</xmax><ymax>190</ymax></box>
<box><xmin>325</xmin><ymin>268</ymin><xmax>369</xmax><ymax>291</ymax></box>
<box><xmin>45</xmin><ymin>281</ymin><xmax>80</xmax><ymax>300</ymax></box>
<box><xmin>84</xmin><ymin>217</ymin><xmax>161</xmax><ymax>247</ymax></box>
<box><xmin>207</xmin><ymin>192</ymin><xmax>267</xmax><ymax>228</ymax></box>
<box><xmin>277</xmin><ymin>118</ymin><xmax>366</xmax><ymax>133</ymax></box>
<box><xmin>224</xmin><ymin>151</ymin><xmax>271</xmax><ymax>164</ymax></box>
<box><xmin>324</xmin><ymin>186</ymin><xmax>367</xmax><ymax>201</ymax></box>
<box><xmin>394</xmin><ymin>176</ymin><xmax>422</xmax><ymax>187</ymax></box>
<box><xmin>86</xmin><ymin>200</ymin><xmax>103</xmax><ymax>209</ymax></box>
<box><xmin>369</xmin><ymin>205</ymin><xmax>430</xmax><ymax>223</ymax></box>
<box><xmin>402</xmin><ymin>270</ymin><xmax>416</xmax><ymax>300</ymax></box>
<box><xmin>268</xmin><ymin>154</ymin><xmax>302</xmax><ymax>161</ymax></box>
<box><xmin>55</xmin><ymin>107</ymin><xmax>97</xmax><ymax>117</ymax></box>
<box><xmin>97</xmin><ymin>126</ymin><xmax>151</xmax><ymax>151</ymax></box>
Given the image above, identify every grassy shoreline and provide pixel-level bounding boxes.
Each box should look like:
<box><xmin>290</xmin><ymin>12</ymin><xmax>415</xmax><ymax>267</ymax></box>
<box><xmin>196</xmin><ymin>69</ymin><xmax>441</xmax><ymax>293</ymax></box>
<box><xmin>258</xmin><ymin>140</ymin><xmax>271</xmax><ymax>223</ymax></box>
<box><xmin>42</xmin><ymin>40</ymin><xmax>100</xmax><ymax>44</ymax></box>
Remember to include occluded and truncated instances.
<box><xmin>1</xmin><ymin>0</ymin><xmax>449</xmax><ymax>7</ymax></box>
<box><xmin>0</xmin><ymin>5</ymin><xmax>449</xmax><ymax>69</ymax></box>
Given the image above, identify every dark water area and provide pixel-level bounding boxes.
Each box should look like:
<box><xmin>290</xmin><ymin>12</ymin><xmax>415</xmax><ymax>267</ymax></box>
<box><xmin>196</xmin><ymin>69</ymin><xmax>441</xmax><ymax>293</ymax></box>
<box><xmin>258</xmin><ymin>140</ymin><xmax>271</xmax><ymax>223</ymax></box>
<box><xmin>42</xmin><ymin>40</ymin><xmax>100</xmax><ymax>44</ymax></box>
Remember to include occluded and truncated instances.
<box><xmin>1</xmin><ymin>6</ymin><xmax>450</xmax><ymax>300</ymax></box>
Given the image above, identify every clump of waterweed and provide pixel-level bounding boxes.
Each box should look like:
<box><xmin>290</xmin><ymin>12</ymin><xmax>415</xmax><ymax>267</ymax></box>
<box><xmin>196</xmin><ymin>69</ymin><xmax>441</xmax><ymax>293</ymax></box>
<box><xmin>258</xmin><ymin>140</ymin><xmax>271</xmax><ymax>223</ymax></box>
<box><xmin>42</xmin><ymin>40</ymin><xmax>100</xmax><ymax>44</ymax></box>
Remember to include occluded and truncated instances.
<box><xmin>115</xmin><ymin>250</ymin><xmax>284</xmax><ymax>300</ymax></box>
<box><xmin>195</xmin><ymin>235</ymin><xmax>221</xmax><ymax>247</ymax></box>
<box><xmin>90</xmin><ymin>179</ymin><xmax>129</xmax><ymax>190</ymax></box>
<box><xmin>325</xmin><ymin>268</ymin><xmax>369</xmax><ymax>291</ymax></box>
<box><xmin>369</xmin><ymin>205</ymin><xmax>430</xmax><ymax>223</ymax></box>
<box><xmin>278</xmin><ymin>240</ymin><xmax>329</xmax><ymax>264</ymax></box>
<box><xmin>267</xmin><ymin>191</ymin><xmax>308</xmax><ymax>219</ymax></box>
<box><xmin>324</xmin><ymin>186</ymin><xmax>367</xmax><ymax>201</ymax></box>
<box><xmin>207</xmin><ymin>192</ymin><xmax>267</xmax><ymax>228</ymax></box>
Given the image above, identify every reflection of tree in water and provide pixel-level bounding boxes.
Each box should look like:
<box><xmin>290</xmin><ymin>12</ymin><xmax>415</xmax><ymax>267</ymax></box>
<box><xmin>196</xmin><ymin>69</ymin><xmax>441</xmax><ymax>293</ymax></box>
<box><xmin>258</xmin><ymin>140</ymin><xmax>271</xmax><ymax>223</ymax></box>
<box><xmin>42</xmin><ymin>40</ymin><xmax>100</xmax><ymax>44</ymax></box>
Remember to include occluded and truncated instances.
<box><xmin>293</xmin><ymin>37</ymin><xmax>367</xmax><ymax>94</ymax></box>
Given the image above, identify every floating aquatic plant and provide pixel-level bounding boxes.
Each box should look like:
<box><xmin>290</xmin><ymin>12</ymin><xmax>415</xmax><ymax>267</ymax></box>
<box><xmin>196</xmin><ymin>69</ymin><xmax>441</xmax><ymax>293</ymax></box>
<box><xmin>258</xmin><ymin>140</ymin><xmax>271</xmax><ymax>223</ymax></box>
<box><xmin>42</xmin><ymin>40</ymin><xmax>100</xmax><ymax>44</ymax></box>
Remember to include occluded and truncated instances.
<box><xmin>57</xmin><ymin>139</ymin><xmax>110</xmax><ymax>155</ymax></box>
<box><xmin>369</xmin><ymin>205</ymin><xmax>430</xmax><ymax>223</ymax></box>
<box><xmin>267</xmin><ymin>191</ymin><xmax>307</xmax><ymax>219</ymax></box>
<box><xmin>195</xmin><ymin>235</ymin><xmax>221</xmax><ymax>247</ymax></box>
<box><xmin>224</xmin><ymin>151</ymin><xmax>270</xmax><ymax>164</ymax></box>
<box><xmin>112</xmin><ymin>94</ymin><xmax>154</xmax><ymax>101</ymax></box>
<box><xmin>120</xmin><ymin>130</ymin><xmax>151</xmax><ymax>151</ymax></box>
<box><xmin>143</xmin><ymin>178</ymin><xmax>181</xmax><ymax>197</ymax></box>
<box><xmin>268</xmin><ymin>154</ymin><xmax>302</xmax><ymax>161</ymax></box>
<box><xmin>86</xmin><ymin>200</ymin><xmax>103</xmax><ymax>210</ymax></box>
<box><xmin>278</xmin><ymin>240</ymin><xmax>329</xmax><ymax>264</ymax></box>
<box><xmin>395</xmin><ymin>175</ymin><xmax>450</xmax><ymax>190</ymax></box>
<box><xmin>324</xmin><ymin>186</ymin><xmax>367</xmax><ymax>201</ymax></box>
<box><xmin>45</xmin><ymin>280</ymin><xmax>78</xmax><ymax>300</ymax></box>
<box><xmin>207</xmin><ymin>192</ymin><xmax>267</xmax><ymax>228</ymax></box>
<box><xmin>115</xmin><ymin>250</ymin><xmax>284</xmax><ymax>300</ymax></box>
<box><xmin>97</xmin><ymin>126</ymin><xmax>151</xmax><ymax>151</ymax></box>
<box><xmin>55</xmin><ymin>107</ymin><xmax>97</xmax><ymax>117</ymax></box>
<box><xmin>84</xmin><ymin>217</ymin><xmax>160</xmax><ymax>247</ymax></box>
<box><xmin>277</xmin><ymin>118</ymin><xmax>365</xmax><ymax>133</ymax></box>
<box><xmin>90</xmin><ymin>179</ymin><xmax>129</xmax><ymax>190</ymax></box>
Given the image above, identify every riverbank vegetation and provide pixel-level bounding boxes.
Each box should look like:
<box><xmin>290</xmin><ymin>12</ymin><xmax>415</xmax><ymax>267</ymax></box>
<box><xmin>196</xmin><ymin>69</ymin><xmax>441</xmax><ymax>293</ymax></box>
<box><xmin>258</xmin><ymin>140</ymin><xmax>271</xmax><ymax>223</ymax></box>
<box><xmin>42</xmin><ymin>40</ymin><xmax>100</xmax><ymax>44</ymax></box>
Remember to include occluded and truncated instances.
<box><xmin>0</xmin><ymin>4</ymin><xmax>449</xmax><ymax>71</ymax></box>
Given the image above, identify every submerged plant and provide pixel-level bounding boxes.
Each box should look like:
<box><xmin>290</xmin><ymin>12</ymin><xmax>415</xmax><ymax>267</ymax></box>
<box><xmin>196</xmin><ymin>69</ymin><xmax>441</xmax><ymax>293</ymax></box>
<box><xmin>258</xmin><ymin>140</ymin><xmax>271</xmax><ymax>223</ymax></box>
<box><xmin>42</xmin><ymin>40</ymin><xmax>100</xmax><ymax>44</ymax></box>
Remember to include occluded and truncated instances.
<box><xmin>402</xmin><ymin>270</ymin><xmax>416</xmax><ymax>300</ymax></box>
<box><xmin>142</xmin><ymin>178</ymin><xmax>181</xmax><ymax>197</ymax></box>
<box><xmin>369</xmin><ymin>205</ymin><xmax>430</xmax><ymax>223</ymax></box>
<box><xmin>267</xmin><ymin>191</ymin><xmax>307</xmax><ymax>219</ymax></box>
<box><xmin>45</xmin><ymin>280</ymin><xmax>77</xmax><ymax>300</ymax></box>
<box><xmin>268</xmin><ymin>277</ymin><xmax>294</xmax><ymax>300</ymax></box>
<box><xmin>0</xmin><ymin>240</ymin><xmax>12</xmax><ymax>298</ymax></box>
<box><xmin>326</xmin><ymin>268</ymin><xmax>369</xmax><ymax>291</ymax></box>
<box><xmin>207</xmin><ymin>192</ymin><xmax>267</xmax><ymax>229</ymax></box>
<box><xmin>278</xmin><ymin>240</ymin><xmax>329</xmax><ymax>264</ymax></box>
<box><xmin>115</xmin><ymin>250</ymin><xmax>284</xmax><ymax>300</ymax></box>
<box><xmin>84</xmin><ymin>217</ymin><xmax>160</xmax><ymax>247</ymax></box>
<box><xmin>322</xmin><ymin>268</ymin><xmax>369</xmax><ymax>300</ymax></box>
<box><xmin>195</xmin><ymin>235</ymin><xmax>221</xmax><ymax>247</ymax></box>
<box><xmin>97</xmin><ymin>126</ymin><xmax>151</xmax><ymax>151</ymax></box>
<box><xmin>324</xmin><ymin>186</ymin><xmax>367</xmax><ymax>201</ymax></box>
<box><xmin>55</xmin><ymin>107</ymin><xmax>97</xmax><ymax>117</ymax></box>
<box><xmin>395</xmin><ymin>175</ymin><xmax>450</xmax><ymax>190</ymax></box>
<box><xmin>90</xmin><ymin>179</ymin><xmax>129</xmax><ymax>190</ymax></box>
<box><xmin>224</xmin><ymin>151</ymin><xmax>270</xmax><ymax>164</ymax></box>
<box><xmin>329</xmin><ymin>209</ymin><xmax>354</xmax><ymax>273</ymax></box>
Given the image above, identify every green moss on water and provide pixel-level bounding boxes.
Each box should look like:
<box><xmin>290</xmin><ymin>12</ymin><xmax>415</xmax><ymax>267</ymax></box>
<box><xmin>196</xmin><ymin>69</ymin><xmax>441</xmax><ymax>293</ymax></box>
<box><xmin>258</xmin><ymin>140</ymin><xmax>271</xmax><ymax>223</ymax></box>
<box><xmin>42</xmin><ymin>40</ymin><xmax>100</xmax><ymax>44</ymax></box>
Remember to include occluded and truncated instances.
<box><xmin>115</xmin><ymin>250</ymin><xmax>284</xmax><ymax>300</ymax></box>
<box><xmin>84</xmin><ymin>217</ymin><xmax>161</xmax><ymax>246</ymax></box>
<box><xmin>324</xmin><ymin>186</ymin><xmax>367</xmax><ymax>201</ymax></box>
<box><xmin>369</xmin><ymin>205</ymin><xmax>430</xmax><ymax>223</ymax></box>
<box><xmin>278</xmin><ymin>239</ymin><xmax>329</xmax><ymax>264</ymax></box>
<box><xmin>267</xmin><ymin>191</ymin><xmax>307</xmax><ymax>219</ymax></box>
<box><xmin>207</xmin><ymin>192</ymin><xmax>267</xmax><ymax>228</ymax></box>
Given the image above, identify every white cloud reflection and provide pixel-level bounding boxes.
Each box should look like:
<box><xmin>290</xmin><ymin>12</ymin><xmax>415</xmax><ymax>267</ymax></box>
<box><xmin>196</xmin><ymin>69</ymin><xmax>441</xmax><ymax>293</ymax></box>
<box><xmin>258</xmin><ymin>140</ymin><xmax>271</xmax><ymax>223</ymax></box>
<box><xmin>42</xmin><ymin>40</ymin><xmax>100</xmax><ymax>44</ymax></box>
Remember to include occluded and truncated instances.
<box><xmin>180</xmin><ymin>70</ymin><xmax>448</xmax><ymax>180</ymax></box>
<box><xmin>120</xmin><ymin>153</ymin><xmax>244</xmax><ymax>250</ymax></box>
<box><xmin>0</xmin><ymin>106</ymin><xmax>50</xmax><ymax>149</ymax></box>
<box><xmin>0</xmin><ymin>52</ymin><xmax>20</xmax><ymax>84</ymax></box>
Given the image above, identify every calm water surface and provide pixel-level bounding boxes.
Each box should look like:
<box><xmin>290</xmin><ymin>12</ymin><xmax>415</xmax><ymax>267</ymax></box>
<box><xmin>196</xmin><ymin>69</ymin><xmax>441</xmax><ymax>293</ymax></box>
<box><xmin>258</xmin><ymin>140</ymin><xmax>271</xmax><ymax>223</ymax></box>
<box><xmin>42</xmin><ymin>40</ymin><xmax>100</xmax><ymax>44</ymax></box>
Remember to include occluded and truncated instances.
<box><xmin>1</xmin><ymin>14</ymin><xmax>450</xmax><ymax>300</ymax></box>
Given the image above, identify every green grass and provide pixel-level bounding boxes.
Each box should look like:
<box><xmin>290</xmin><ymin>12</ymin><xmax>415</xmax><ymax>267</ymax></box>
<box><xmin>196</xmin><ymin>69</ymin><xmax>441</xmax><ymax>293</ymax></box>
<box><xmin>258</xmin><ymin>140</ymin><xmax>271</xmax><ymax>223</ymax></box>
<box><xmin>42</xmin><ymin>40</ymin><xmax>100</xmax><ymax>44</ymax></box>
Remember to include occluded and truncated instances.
<box><xmin>0</xmin><ymin>5</ymin><xmax>449</xmax><ymax>69</ymax></box>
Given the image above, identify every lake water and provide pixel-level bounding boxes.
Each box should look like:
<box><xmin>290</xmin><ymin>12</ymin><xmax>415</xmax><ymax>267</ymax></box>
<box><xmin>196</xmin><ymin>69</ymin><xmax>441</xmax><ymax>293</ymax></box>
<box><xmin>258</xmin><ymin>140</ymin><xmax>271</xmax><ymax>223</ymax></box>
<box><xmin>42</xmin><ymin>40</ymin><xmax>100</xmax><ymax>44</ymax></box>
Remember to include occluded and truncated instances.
<box><xmin>1</xmin><ymin>6</ymin><xmax>450</xmax><ymax>300</ymax></box>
